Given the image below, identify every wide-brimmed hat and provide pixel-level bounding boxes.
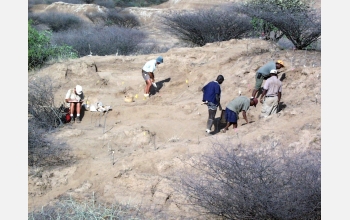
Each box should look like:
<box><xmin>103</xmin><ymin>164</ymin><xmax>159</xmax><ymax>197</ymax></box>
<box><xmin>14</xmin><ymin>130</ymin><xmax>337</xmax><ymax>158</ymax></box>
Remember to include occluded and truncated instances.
<box><xmin>76</xmin><ymin>85</ymin><xmax>83</xmax><ymax>95</ymax></box>
<box><xmin>277</xmin><ymin>60</ymin><xmax>284</xmax><ymax>67</ymax></box>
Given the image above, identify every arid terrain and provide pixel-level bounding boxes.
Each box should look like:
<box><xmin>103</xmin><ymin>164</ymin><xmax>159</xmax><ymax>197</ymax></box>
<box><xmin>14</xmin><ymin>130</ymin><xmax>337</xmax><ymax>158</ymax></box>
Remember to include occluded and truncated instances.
<box><xmin>28</xmin><ymin>0</ymin><xmax>322</xmax><ymax>218</ymax></box>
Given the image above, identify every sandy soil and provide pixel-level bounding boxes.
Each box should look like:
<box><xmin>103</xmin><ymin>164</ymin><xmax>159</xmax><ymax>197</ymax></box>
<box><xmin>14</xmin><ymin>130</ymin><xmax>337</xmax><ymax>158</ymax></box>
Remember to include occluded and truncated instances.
<box><xmin>28</xmin><ymin>1</ymin><xmax>321</xmax><ymax>218</ymax></box>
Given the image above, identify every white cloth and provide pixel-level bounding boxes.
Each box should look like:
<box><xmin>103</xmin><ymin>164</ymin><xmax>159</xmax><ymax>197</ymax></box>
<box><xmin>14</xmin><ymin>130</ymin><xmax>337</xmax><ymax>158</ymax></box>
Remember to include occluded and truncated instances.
<box><xmin>142</xmin><ymin>59</ymin><xmax>157</xmax><ymax>73</ymax></box>
<box><xmin>261</xmin><ymin>96</ymin><xmax>279</xmax><ymax>117</ymax></box>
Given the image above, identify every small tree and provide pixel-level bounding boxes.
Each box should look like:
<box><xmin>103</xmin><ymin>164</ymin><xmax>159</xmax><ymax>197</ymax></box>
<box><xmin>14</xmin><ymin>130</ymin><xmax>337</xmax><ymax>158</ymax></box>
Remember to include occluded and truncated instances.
<box><xmin>267</xmin><ymin>7</ymin><xmax>320</xmax><ymax>49</ymax></box>
<box><xmin>237</xmin><ymin>0</ymin><xmax>321</xmax><ymax>49</ymax></box>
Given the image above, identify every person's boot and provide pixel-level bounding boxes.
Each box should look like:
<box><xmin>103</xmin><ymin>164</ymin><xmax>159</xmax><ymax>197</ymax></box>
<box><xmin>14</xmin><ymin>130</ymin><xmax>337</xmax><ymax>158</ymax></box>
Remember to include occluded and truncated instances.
<box><xmin>206</xmin><ymin>119</ymin><xmax>213</xmax><ymax>133</ymax></box>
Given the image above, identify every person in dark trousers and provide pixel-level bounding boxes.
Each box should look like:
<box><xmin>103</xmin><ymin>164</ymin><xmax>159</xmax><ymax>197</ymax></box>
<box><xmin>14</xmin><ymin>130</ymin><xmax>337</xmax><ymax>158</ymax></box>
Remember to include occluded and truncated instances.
<box><xmin>202</xmin><ymin>75</ymin><xmax>224</xmax><ymax>134</ymax></box>
<box><xmin>221</xmin><ymin>96</ymin><xmax>258</xmax><ymax>133</ymax></box>
<box><xmin>251</xmin><ymin>60</ymin><xmax>284</xmax><ymax>99</ymax></box>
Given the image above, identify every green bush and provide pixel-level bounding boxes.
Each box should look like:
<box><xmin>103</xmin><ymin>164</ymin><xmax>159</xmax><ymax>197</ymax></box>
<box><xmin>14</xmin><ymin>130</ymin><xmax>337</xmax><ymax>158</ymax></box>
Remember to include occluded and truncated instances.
<box><xmin>28</xmin><ymin>20</ymin><xmax>78</xmax><ymax>70</ymax></box>
<box><xmin>28</xmin><ymin>20</ymin><xmax>52</xmax><ymax>70</ymax></box>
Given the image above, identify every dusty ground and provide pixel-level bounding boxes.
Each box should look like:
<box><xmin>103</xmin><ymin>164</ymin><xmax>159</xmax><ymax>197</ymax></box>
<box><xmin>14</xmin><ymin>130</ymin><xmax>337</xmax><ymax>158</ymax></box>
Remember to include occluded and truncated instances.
<box><xmin>28</xmin><ymin>1</ymin><xmax>321</xmax><ymax>218</ymax></box>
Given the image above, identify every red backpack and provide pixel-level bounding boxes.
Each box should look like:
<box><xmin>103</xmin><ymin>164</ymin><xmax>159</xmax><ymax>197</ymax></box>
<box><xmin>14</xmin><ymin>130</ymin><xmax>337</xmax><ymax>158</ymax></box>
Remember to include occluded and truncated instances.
<box><xmin>65</xmin><ymin>113</ymin><xmax>71</xmax><ymax>123</ymax></box>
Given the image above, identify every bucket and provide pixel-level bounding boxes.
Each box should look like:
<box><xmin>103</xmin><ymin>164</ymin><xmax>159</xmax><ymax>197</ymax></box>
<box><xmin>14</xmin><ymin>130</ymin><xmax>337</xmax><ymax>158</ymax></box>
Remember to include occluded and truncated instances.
<box><xmin>220</xmin><ymin>110</ymin><xmax>226</xmax><ymax>124</ymax></box>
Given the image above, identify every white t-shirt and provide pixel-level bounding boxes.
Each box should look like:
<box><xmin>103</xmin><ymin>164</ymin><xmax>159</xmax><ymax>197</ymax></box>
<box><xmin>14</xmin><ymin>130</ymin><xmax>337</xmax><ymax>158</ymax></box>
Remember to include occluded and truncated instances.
<box><xmin>142</xmin><ymin>59</ymin><xmax>157</xmax><ymax>72</ymax></box>
<box><xmin>263</xmin><ymin>76</ymin><xmax>282</xmax><ymax>96</ymax></box>
<box><xmin>65</xmin><ymin>89</ymin><xmax>84</xmax><ymax>101</ymax></box>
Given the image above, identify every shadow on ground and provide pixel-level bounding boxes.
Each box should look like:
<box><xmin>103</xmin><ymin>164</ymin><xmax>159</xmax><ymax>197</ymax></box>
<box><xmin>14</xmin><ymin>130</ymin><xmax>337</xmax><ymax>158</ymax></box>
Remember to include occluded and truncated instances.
<box><xmin>150</xmin><ymin>78</ymin><xmax>171</xmax><ymax>95</ymax></box>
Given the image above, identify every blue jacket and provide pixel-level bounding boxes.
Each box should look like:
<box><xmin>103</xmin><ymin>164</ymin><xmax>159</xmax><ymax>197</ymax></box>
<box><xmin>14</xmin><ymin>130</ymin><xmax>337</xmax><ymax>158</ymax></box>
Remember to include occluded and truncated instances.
<box><xmin>202</xmin><ymin>81</ymin><xmax>221</xmax><ymax>105</ymax></box>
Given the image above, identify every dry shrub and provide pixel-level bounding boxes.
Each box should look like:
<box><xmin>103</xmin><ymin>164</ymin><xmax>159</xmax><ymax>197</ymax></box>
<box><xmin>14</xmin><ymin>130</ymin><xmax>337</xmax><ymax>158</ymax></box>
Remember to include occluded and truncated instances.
<box><xmin>174</xmin><ymin>141</ymin><xmax>321</xmax><ymax>219</ymax></box>
<box><xmin>28</xmin><ymin>76</ymin><xmax>73</xmax><ymax>167</ymax></box>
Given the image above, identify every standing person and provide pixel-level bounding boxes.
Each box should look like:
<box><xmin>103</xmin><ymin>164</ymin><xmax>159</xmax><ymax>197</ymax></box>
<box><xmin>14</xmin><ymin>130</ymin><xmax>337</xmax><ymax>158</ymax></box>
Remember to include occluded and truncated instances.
<box><xmin>65</xmin><ymin>85</ymin><xmax>84</xmax><ymax>123</ymax></box>
<box><xmin>259</xmin><ymin>69</ymin><xmax>282</xmax><ymax>118</ymax></box>
<box><xmin>202</xmin><ymin>75</ymin><xmax>224</xmax><ymax>134</ymax></box>
<box><xmin>221</xmin><ymin>96</ymin><xmax>258</xmax><ymax>133</ymax></box>
<box><xmin>142</xmin><ymin>56</ymin><xmax>163</xmax><ymax>97</ymax></box>
<box><xmin>251</xmin><ymin>60</ymin><xmax>284</xmax><ymax>99</ymax></box>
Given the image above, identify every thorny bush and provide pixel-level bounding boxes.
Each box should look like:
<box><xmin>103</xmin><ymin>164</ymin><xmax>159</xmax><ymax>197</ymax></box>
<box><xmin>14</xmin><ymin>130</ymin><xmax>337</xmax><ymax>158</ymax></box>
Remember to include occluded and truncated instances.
<box><xmin>175</xmin><ymin>141</ymin><xmax>321</xmax><ymax>219</ymax></box>
<box><xmin>85</xmin><ymin>8</ymin><xmax>140</xmax><ymax>28</ymax></box>
<box><xmin>28</xmin><ymin>76</ymin><xmax>65</xmax><ymax>130</ymax></box>
<box><xmin>28</xmin><ymin>76</ymin><xmax>73</xmax><ymax>167</ymax></box>
<box><xmin>236</xmin><ymin>0</ymin><xmax>321</xmax><ymax>49</ymax></box>
<box><xmin>51</xmin><ymin>25</ymin><xmax>147</xmax><ymax>56</ymax></box>
<box><xmin>161</xmin><ymin>6</ymin><xmax>253</xmax><ymax>46</ymax></box>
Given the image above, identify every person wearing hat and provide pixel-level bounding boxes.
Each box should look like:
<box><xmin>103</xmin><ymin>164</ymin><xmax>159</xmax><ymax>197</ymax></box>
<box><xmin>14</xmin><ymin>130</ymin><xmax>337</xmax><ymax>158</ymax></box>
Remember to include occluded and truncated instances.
<box><xmin>65</xmin><ymin>85</ymin><xmax>84</xmax><ymax>123</ymax></box>
<box><xmin>259</xmin><ymin>69</ymin><xmax>283</xmax><ymax>118</ymax></box>
<box><xmin>142</xmin><ymin>56</ymin><xmax>163</xmax><ymax>97</ymax></box>
<box><xmin>220</xmin><ymin>96</ymin><xmax>258</xmax><ymax>133</ymax></box>
<box><xmin>251</xmin><ymin>60</ymin><xmax>284</xmax><ymax>99</ymax></box>
<box><xmin>202</xmin><ymin>75</ymin><xmax>225</xmax><ymax>134</ymax></box>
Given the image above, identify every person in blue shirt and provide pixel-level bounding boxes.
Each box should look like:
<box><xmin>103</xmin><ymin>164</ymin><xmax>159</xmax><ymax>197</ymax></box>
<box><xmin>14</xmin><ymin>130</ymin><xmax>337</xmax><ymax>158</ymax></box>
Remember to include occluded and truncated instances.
<box><xmin>202</xmin><ymin>75</ymin><xmax>224</xmax><ymax>134</ymax></box>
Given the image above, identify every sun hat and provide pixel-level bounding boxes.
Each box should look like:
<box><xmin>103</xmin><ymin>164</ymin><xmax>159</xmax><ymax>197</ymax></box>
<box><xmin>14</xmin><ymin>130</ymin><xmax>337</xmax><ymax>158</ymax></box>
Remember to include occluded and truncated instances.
<box><xmin>76</xmin><ymin>85</ymin><xmax>83</xmax><ymax>95</ymax></box>
<box><xmin>270</xmin><ymin>69</ymin><xmax>278</xmax><ymax>74</ymax></box>
<box><xmin>277</xmin><ymin>60</ymin><xmax>284</xmax><ymax>66</ymax></box>
<box><xmin>156</xmin><ymin>56</ymin><xmax>163</xmax><ymax>63</ymax></box>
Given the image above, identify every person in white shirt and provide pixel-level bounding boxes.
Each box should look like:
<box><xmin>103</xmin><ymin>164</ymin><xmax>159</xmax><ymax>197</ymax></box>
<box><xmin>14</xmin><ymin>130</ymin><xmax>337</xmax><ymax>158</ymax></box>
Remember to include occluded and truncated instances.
<box><xmin>259</xmin><ymin>69</ymin><xmax>283</xmax><ymax>118</ymax></box>
<box><xmin>65</xmin><ymin>85</ymin><xmax>84</xmax><ymax>123</ymax></box>
<box><xmin>141</xmin><ymin>56</ymin><xmax>163</xmax><ymax>97</ymax></box>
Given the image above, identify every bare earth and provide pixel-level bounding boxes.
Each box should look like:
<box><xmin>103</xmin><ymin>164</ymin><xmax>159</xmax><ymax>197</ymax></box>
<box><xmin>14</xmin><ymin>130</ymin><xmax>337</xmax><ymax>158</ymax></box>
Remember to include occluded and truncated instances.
<box><xmin>28</xmin><ymin>1</ymin><xmax>321</xmax><ymax>218</ymax></box>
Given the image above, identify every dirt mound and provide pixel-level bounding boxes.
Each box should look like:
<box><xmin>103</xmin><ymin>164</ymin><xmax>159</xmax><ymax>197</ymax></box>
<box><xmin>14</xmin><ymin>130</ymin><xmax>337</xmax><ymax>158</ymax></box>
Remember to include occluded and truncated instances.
<box><xmin>29</xmin><ymin>37</ymin><xmax>321</xmax><ymax>218</ymax></box>
<box><xmin>30</xmin><ymin>2</ymin><xmax>108</xmax><ymax>20</ymax></box>
<box><xmin>28</xmin><ymin>1</ymin><xmax>321</xmax><ymax>218</ymax></box>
